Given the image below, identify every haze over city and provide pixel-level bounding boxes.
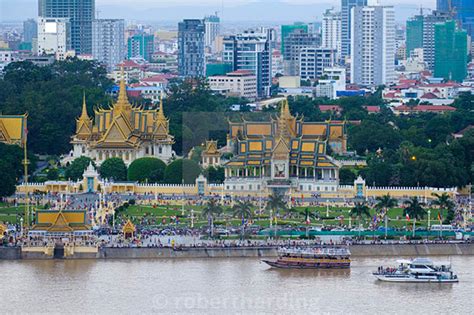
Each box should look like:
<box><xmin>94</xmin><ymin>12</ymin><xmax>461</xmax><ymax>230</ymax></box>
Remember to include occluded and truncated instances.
<box><xmin>1</xmin><ymin>0</ymin><xmax>436</xmax><ymax>22</ymax></box>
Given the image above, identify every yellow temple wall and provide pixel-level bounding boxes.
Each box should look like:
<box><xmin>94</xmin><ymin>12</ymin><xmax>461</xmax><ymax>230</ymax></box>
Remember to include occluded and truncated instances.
<box><xmin>16</xmin><ymin>183</ymin><xmax>459</xmax><ymax>200</ymax></box>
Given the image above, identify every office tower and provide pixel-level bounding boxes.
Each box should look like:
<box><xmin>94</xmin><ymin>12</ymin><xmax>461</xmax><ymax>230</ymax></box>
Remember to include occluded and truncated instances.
<box><xmin>127</xmin><ymin>34</ymin><xmax>154</xmax><ymax>61</ymax></box>
<box><xmin>280</xmin><ymin>23</ymin><xmax>308</xmax><ymax>53</ymax></box>
<box><xmin>437</xmin><ymin>0</ymin><xmax>474</xmax><ymax>38</ymax></box>
<box><xmin>350</xmin><ymin>6</ymin><xmax>396</xmax><ymax>86</ymax></box>
<box><xmin>92</xmin><ymin>19</ymin><xmax>125</xmax><ymax>71</ymax></box>
<box><xmin>299</xmin><ymin>47</ymin><xmax>337</xmax><ymax>80</ymax></box>
<box><xmin>204</xmin><ymin>14</ymin><xmax>220</xmax><ymax>53</ymax></box>
<box><xmin>282</xmin><ymin>29</ymin><xmax>320</xmax><ymax>76</ymax></box>
<box><xmin>423</xmin><ymin>11</ymin><xmax>450</xmax><ymax>70</ymax></box>
<box><xmin>38</xmin><ymin>0</ymin><xmax>95</xmax><ymax>55</ymax></box>
<box><xmin>37</xmin><ymin>17</ymin><xmax>71</xmax><ymax>60</ymax></box>
<box><xmin>434</xmin><ymin>20</ymin><xmax>468</xmax><ymax>82</ymax></box>
<box><xmin>322</xmin><ymin>9</ymin><xmax>342</xmax><ymax>61</ymax></box>
<box><xmin>178</xmin><ymin>19</ymin><xmax>205</xmax><ymax>77</ymax></box>
<box><xmin>341</xmin><ymin>0</ymin><xmax>367</xmax><ymax>61</ymax></box>
<box><xmin>23</xmin><ymin>19</ymin><xmax>37</xmax><ymax>44</ymax></box>
<box><xmin>223</xmin><ymin>30</ymin><xmax>272</xmax><ymax>98</ymax></box>
<box><xmin>406</xmin><ymin>15</ymin><xmax>424</xmax><ymax>58</ymax></box>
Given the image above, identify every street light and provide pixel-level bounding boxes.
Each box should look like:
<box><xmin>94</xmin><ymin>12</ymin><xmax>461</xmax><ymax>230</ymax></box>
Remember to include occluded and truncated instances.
<box><xmin>428</xmin><ymin>209</ymin><xmax>431</xmax><ymax>229</ymax></box>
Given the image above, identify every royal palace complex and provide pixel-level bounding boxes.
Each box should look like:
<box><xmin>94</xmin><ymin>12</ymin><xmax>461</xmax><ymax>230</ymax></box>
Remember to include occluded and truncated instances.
<box><xmin>63</xmin><ymin>72</ymin><xmax>175</xmax><ymax>166</ymax></box>
<box><xmin>224</xmin><ymin>100</ymin><xmax>346</xmax><ymax>195</ymax></box>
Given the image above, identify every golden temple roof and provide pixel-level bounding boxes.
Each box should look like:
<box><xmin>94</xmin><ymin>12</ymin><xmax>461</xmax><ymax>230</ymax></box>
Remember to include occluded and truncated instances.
<box><xmin>0</xmin><ymin>114</ymin><xmax>27</xmax><ymax>147</ymax></box>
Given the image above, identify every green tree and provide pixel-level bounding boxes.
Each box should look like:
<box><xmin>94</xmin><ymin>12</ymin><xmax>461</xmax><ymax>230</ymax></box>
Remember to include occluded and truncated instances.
<box><xmin>164</xmin><ymin>159</ymin><xmax>201</xmax><ymax>184</ymax></box>
<box><xmin>431</xmin><ymin>193</ymin><xmax>455</xmax><ymax>224</ymax></box>
<box><xmin>0</xmin><ymin>59</ymin><xmax>113</xmax><ymax>155</ymax></box>
<box><xmin>65</xmin><ymin>157</ymin><xmax>94</xmax><ymax>181</ymax></box>
<box><xmin>100</xmin><ymin>158</ymin><xmax>127</xmax><ymax>181</ymax></box>
<box><xmin>339</xmin><ymin>168</ymin><xmax>356</xmax><ymax>185</ymax></box>
<box><xmin>265</xmin><ymin>192</ymin><xmax>288</xmax><ymax>218</ymax></box>
<box><xmin>0</xmin><ymin>160</ymin><xmax>17</xmax><ymax>197</ymax></box>
<box><xmin>403</xmin><ymin>197</ymin><xmax>427</xmax><ymax>236</ymax></box>
<box><xmin>127</xmin><ymin>157</ymin><xmax>166</xmax><ymax>183</ymax></box>
<box><xmin>349</xmin><ymin>202</ymin><xmax>371</xmax><ymax>230</ymax></box>
<box><xmin>232</xmin><ymin>200</ymin><xmax>253</xmax><ymax>239</ymax></box>
<box><xmin>202</xmin><ymin>199</ymin><xmax>223</xmax><ymax>237</ymax></box>
<box><xmin>46</xmin><ymin>168</ymin><xmax>59</xmax><ymax>180</ymax></box>
<box><xmin>204</xmin><ymin>166</ymin><xmax>225</xmax><ymax>183</ymax></box>
<box><xmin>375</xmin><ymin>194</ymin><xmax>397</xmax><ymax>237</ymax></box>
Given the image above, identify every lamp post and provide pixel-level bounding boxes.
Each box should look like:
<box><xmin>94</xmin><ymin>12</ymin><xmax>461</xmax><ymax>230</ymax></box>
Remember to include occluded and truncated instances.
<box><xmin>20</xmin><ymin>217</ymin><xmax>24</xmax><ymax>236</ymax></box>
<box><xmin>428</xmin><ymin>209</ymin><xmax>431</xmax><ymax>230</ymax></box>
<box><xmin>191</xmin><ymin>209</ymin><xmax>194</xmax><ymax>229</ymax></box>
<box><xmin>326</xmin><ymin>200</ymin><xmax>329</xmax><ymax>217</ymax></box>
<box><xmin>181</xmin><ymin>179</ymin><xmax>185</xmax><ymax>216</ymax></box>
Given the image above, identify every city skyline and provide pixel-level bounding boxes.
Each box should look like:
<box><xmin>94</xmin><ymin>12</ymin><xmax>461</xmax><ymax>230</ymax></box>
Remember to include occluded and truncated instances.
<box><xmin>1</xmin><ymin>0</ymin><xmax>436</xmax><ymax>23</ymax></box>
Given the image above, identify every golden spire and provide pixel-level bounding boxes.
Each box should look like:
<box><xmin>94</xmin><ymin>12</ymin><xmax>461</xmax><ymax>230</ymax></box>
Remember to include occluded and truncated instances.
<box><xmin>79</xmin><ymin>91</ymin><xmax>90</xmax><ymax>121</ymax></box>
<box><xmin>157</xmin><ymin>93</ymin><xmax>166</xmax><ymax>122</ymax></box>
<box><xmin>280</xmin><ymin>98</ymin><xmax>292</xmax><ymax>119</ymax></box>
<box><xmin>115</xmin><ymin>66</ymin><xmax>132</xmax><ymax>114</ymax></box>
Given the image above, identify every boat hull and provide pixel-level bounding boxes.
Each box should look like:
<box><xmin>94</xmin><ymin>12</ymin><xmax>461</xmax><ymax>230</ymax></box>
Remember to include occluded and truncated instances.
<box><xmin>374</xmin><ymin>274</ymin><xmax>459</xmax><ymax>283</ymax></box>
<box><xmin>262</xmin><ymin>260</ymin><xmax>350</xmax><ymax>269</ymax></box>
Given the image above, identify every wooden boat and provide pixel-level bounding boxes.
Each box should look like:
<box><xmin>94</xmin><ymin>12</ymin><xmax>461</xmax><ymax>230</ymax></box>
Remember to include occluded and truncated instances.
<box><xmin>262</xmin><ymin>247</ymin><xmax>351</xmax><ymax>269</ymax></box>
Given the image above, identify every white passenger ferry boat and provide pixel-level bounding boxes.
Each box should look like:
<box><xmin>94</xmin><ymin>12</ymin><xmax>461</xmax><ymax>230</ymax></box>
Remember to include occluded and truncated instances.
<box><xmin>373</xmin><ymin>258</ymin><xmax>459</xmax><ymax>283</ymax></box>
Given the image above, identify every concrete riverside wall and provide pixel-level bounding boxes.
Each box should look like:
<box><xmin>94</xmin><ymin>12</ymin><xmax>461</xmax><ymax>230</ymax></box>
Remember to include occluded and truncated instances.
<box><xmin>0</xmin><ymin>247</ymin><xmax>21</xmax><ymax>260</ymax></box>
<box><xmin>1</xmin><ymin>244</ymin><xmax>473</xmax><ymax>260</ymax></box>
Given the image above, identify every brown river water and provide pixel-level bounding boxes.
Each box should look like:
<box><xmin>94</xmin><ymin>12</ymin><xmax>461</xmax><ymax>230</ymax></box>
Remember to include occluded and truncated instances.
<box><xmin>1</xmin><ymin>256</ymin><xmax>473</xmax><ymax>314</ymax></box>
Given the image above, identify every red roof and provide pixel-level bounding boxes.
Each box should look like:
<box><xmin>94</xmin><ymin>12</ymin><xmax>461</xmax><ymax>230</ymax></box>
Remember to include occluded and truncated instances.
<box><xmin>141</xmin><ymin>75</ymin><xmax>169</xmax><ymax>83</ymax></box>
<box><xmin>364</xmin><ymin>105</ymin><xmax>381</xmax><ymax>113</ymax></box>
<box><xmin>319</xmin><ymin>105</ymin><xmax>342</xmax><ymax>112</ymax></box>
<box><xmin>419</xmin><ymin>82</ymin><xmax>459</xmax><ymax>88</ymax></box>
<box><xmin>420</xmin><ymin>92</ymin><xmax>438</xmax><ymax>99</ymax></box>
<box><xmin>118</xmin><ymin>60</ymin><xmax>142</xmax><ymax>69</ymax></box>
<box><xmin>395</xmin><ymin>105</ymin><xmax>456</xmax><ymax>112</ymax></box>
<box><xmin>127</xmin><ymin>90</ymin><xmax>141</xmax><ymax>98</ymax></box>
<box><xmin>384</xmin><ymin>92</ymin><xmax>397</xmax><ymax>98</ymax></box>
<box><xmin>227</xmin><ymin>70</ymin><xmax>254</xmax><ymax>76</ymax></box>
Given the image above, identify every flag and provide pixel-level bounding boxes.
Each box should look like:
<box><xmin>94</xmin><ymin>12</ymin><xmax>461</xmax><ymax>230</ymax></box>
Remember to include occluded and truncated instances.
<box><xmin>305</xmin><ymin>213</ymin><xmax>311</xmax><ymax>225</ymax></box>
<box><xmin>437</xmin><ymin>212</ymin><xmax>442</xmax><ymax>222</ymax></box>
<box><xmin>373</xmin><ymin>215</ymin><xmax>377</xmax><ymax>223</ymax></box>
<box><xmin>406</xmin><ymin>213</ymin><xmax>410</xmax><ymax>222</ymax></box>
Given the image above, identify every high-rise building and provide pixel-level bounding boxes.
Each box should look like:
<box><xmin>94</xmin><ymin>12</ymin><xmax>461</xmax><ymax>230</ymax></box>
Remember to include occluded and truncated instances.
<box><xmin>322</xmin><ymin>9</ymin><xmax>342</xmax><ymax>61</ymax></box>
<box><xmin>282</xmin><ymin>29</ymin><xmax>320</xmax><ymax>76</ymax></box>
<box><xmin>204</xmin><ymin>14</ymin><xmax>220</xmax><ymax>53</ymax></box>
<box><xmin>406</xmin><ymin>15</ymin><xmax>424</xmax><ymax>58</ymax></box>
<box><xmin>437</xmin><ymin>0</ymin><xmax>474</xmax><ymax>38</ymax></box>
<box><xmin>280</xmin><ymin>23</ymin><xmax>308</xmax><ymax>53</ymax></box>
<box><xmin>92</xmin><ymin>19</ymin><xmax>125</xmax><ymax>71</ymax></box>
<box><xmin>127</xmin><ymin>34</ymin><xmax>154</xmax><ymax>62</ymax></box>
<box><xmin>299</xmin><ymin>47</ymin><xmax>337</xmax><ymax>80</ymax></box>
<box><xmin>350</xmin><ymin>6</ymin><xmax>396</xmax><ymax>86</ymax></box>
<box><xmin>434</xmin><ymin>20</ymin><xmax>468</xmax><ymax>82</ymax></box>
<box><xmin>178</xmin><ymin>19</ymin><xmax>205</xmax><ymax>77</ymax></box>
<box><xmin>423</xmin><ymin>11</ymin><xmax>450</xmax><ymax>71</ymax></box>
<box><xmin>223</xmin><ymin>30</ymin><xmax>272</xmax><ymax>98</ymax></box>
<box><xmin>341</xmin><ymin>0</ymin><xmax>367</xmax><ymax>61</ymax></box>
<box><xmin>37</xmin><ymin>17</ymin><xmax>71</xmax><ymax>60</ymax></box>
<box><xmin>23</xmin><ymin>19</ymin><xmax>37</xmax><ymax>44</ymax></box>
<box><xmin>38</xmin><ymin>0</ymin><xmax>95</xmax><ymax>55</ymax></box>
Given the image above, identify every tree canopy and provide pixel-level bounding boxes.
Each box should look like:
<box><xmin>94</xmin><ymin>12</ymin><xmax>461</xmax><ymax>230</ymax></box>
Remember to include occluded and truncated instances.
<box><xmin>65</xmin><ymin>156</ymin><xmax>94</xmax><ymax>181</ymax></box>
<box><xmin>99</xmin><ymin>158</ymin><xmax>127</xmax><ymax>181</ymax></box>
<box><xmin>163</xmin><ymin>159</ymin><xmax>201</xmax><ymax>184</ymax></box>
<box><xmin>0</xmin><ymin>59</ymin><xmax>113</xmax><ymax>155</ymax></box>
<box><xmin>127</xmin><ymin>157</ymin><xmax>166</xmax><ymax>183</ymax></box>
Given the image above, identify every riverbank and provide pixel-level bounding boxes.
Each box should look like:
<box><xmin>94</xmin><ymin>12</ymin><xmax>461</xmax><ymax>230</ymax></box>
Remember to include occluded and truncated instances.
<box><xmin>1</xmin><ymin>243</ymin><xmax>473</xmax><ymax>260</ymax></box>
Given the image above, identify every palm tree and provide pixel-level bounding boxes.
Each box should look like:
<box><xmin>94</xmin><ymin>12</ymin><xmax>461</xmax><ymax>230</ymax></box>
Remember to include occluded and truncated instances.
<box><xmin>302</xmin><ymin>208</ymin><xmax>317</xmax><ymax>237</ymax></box>
<box><xmin>265</xmin><ymin>192</ymin><xmax>287</xmax><ymax>237</ymax></box>
<box><xmin>350</xmin><ymin>202</ymin><xmax>371</xmax><ymax>236</ymax></box>
<box><xmin>375</xmin><ymin>194</ymin><xmax>397</xmax><ymax>238</ymax></box>
<box><xmin>431</xmin><ymin>193</ymin><xmax>455</xmax><ymax>224</ymax></box>
<box><xmin>202</xmin><ymin>199</ymin><xmax>223</xmax><ymax>238</ymax></box>
<box><xmin>232</xmin><ymin>201</ymin><xmax>253</xmax><ymax>239</ymax></box>
<box><xmin>404</xmin><ymin>197</ymin><xmax>426</xmax><ymax>237</ymax></box>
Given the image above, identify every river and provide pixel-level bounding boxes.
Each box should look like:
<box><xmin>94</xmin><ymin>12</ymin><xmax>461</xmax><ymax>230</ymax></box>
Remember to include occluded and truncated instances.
<box><xmin>1</xmin><ymin>256</ymin><xmax>472</xmax><ymax>314</ymax></box>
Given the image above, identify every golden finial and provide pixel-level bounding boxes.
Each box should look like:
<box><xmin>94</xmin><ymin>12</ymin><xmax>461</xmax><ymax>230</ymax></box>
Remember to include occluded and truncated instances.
<box><xmin>115</xmin><ymin>66</ymin><xmax>131</xmax><ymax>113</ymax></box>
<box><xmin>157</xmin><ymin>92</ymin><xmax>166</xmax><ymax>121</ymax></box>
<box><xmin>79</xmin><ymin>91</ymin><xmax>90</xmax><ymax>121</ymax></box>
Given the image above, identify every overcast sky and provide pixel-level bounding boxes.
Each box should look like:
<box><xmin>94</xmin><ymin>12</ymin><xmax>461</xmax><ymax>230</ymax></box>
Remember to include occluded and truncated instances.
<box><xmin>0</xmin><ymin>0</ymin><xmax>437</xmax><ymax>23</ymax></box>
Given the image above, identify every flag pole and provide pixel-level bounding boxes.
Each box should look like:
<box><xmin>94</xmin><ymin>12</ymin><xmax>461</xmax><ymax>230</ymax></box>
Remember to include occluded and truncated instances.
<box><xmin>22</xmin><ymin>115</ymin><xmax>30</xmax><ymax>228</ymax></box>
